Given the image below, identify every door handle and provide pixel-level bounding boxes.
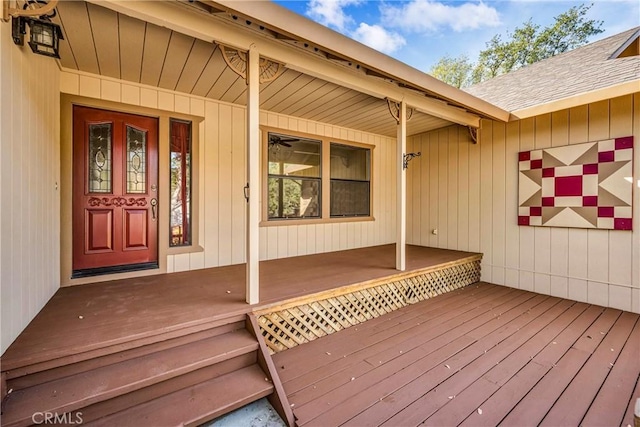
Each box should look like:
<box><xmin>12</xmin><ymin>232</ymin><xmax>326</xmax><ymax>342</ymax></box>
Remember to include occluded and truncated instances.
<box><xmin>151</xmin><ymin>198</ymin><xmax>157</xmax><ymax>220</ymax></box>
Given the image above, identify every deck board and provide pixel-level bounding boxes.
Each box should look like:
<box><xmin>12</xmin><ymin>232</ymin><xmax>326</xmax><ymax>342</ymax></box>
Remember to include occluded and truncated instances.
<box><xmin>297</xmin><ymin>290</ymin><xmax>545</xmax><ymax>425</ymax></box>
<box><xmin>278</xmin><ymin>284</ymin><xmax>506</xmax><ymax>385</ymax></box>
<box><xmin>581</xmin><ymin>315</ymin><xmax>640</xmax><ymax>426</ymax></box>
<box><xmin>292</xmin><ymin>289</ymin><xmax>521</xmax><ymax>422</ymax></box>
<box><xmin>281</xmin><ymin>286</ymin><xmax>515</xmax><ymax>394</ymax></box>
<box><xmin>423</xmin><ymin>299</ymin><xmax>580</xmax><ymax>427</ymax></box>
<box><xmin>500</xmin><ymin>308</ymin><xmax>620</xmax><ymax>426</ymax></box>
<box><xmin>540</xmin><ymin>312</ymin><xmax>638</xmax><ymax>426</ymax></box>
<box><xmin>1</xmin><ymin>245</ymin><xmax>476</xmax><ymax>368</ymax></box>
<box><xmin>273</xmin><ymin>282</ymin><xmax>640</xmax><ymax>426</ymax></box>
<box><xmin>623</xmin><ymin>376</ymin><xmax>640</xmax><ymax>427</ymax></box>
<box><xmin>378</xmin><ymin>295</ymin><xmax>560</xmax><ymax>427</ymax></box>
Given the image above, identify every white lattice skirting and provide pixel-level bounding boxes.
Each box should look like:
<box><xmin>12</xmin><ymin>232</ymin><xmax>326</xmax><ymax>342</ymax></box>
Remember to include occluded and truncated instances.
<box><xmin>254</xmin><ymin>256</ymin><xmax>482</xmax><ymax>354</ymax></box>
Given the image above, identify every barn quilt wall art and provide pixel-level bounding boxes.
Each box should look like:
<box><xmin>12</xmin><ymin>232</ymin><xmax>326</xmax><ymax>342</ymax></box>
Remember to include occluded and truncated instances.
<box><xmin>518</xmin><ymin>136</ymin><xmax>634</xmax><ymax>230</ymax></box>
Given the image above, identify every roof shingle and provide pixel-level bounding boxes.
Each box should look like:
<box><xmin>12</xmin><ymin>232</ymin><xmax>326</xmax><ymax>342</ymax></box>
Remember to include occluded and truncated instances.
<box><xmin>464</xmin><ymin>28</ymin><xmax>640</xmax><ymax>112</ymax></box>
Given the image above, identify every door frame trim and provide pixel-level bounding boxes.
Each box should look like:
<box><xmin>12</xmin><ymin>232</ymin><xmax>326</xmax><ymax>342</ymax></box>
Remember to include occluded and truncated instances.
<box><xmin>72</xmin><ymin>106</ymin><xmax>160</xmax><ymax>272</ymax></box>
<box><xmin>60</xmin><ymin>94</ymin><xmax>203</xmax><ymax>287</ymax></box>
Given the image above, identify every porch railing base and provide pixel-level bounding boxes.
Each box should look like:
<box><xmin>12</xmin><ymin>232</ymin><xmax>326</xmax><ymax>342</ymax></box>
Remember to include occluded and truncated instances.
<box><xmin>254</xmin><ymin>255</ymin><xmax>482</xmax><ymax>354</ymax></box>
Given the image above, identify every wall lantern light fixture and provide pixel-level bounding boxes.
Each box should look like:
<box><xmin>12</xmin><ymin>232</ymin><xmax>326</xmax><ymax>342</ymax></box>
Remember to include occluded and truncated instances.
<box><xmin>3</xmin><ymin>0</ymin><xmax>63</xmax><ymax>58</ymax></box>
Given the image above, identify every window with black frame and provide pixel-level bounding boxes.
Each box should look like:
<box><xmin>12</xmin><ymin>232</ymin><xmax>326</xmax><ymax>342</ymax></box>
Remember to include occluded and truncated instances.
<box><xmin>268</xmin><ymin>133</ymin><xmax>321</xmax><ymax>219</ymax></box>
<box><xmin>330</xmin><ymin>143</ymin><xmax>371</xmax><ymax>217</ymax></box>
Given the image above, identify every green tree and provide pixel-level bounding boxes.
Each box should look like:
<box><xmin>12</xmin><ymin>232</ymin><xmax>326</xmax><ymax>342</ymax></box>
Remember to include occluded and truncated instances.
<box><xmin>430</xmin><ymin>55</ymin><xmax>473</xmax><ymax>88</ymax></box>
<box><xmin>430</xmin><ymin>4</ymin><xmax>604</xmax><ymax>87</ymax></box>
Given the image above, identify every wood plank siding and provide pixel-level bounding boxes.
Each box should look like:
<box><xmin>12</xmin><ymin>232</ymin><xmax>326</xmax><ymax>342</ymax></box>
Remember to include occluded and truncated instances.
<box><xmin>53</xmin><ymin>2</ymin><xmax>452</xmax><ymax>138</ymax></box>
<box><xmin>274</xmin><ymin>282</ymin><xmax>640</xmax><ymax>426</ymax></box>
<box><xmin>407</xmin><ymin>94</ymin><xmax>640</xmax><ymax>314</ymax></box>
<box><xmin>59</xmin><ymin>69</ymin><xmax>398</xmax><ymax>285</ymax></box>
<box><xmin>0</xmin><ymin>20</ymin><xmax>61</xmax><ymax>354</ymax></box>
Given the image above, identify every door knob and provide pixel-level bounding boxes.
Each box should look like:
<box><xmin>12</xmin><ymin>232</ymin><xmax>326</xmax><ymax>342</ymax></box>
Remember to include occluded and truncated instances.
<box><xmin>151</xmin><ymin>198</ymin><xmax>158</xmax><ymax>220</ymax></box>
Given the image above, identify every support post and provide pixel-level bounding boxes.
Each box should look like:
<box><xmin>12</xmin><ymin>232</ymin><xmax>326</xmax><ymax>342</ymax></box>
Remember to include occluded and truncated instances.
<box><xmin>396</xmin><ymin>100</ymin><xmax>407</xmax><ymax>271</ymax></box>
<box><xmin>246</xmin><ymin>45</ymin><xmax>260</xmax><ymax>304</ymax></box>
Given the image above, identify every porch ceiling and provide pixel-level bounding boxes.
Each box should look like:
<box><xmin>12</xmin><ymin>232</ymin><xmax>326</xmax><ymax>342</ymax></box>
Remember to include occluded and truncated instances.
<box><xmin>53</xmin><ymin>1</ymin><xmax>453</xmax><ymax>137</ymax></box>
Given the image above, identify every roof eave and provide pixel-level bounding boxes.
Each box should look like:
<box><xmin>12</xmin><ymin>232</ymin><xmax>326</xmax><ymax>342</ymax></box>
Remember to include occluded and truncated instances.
<box><xmin>204</xmin><ymin>0</ymin><xmax>510</xmax><ymax>123</ymax></box>
<box><xmin>511</xmin><ymin>79</ymin><xmax>640</xmax><ymax>119</ymax></box>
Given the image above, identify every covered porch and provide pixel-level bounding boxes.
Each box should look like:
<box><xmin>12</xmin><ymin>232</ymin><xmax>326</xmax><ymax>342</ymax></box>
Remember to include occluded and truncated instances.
<box><xmin>3</xmin><ymin>0</ymin><xmax>638</xmax><ymax>425</ymax></box>
<box><xmin>1</xmin><ymin>245</ymin><xmax>479</xmax><ymax>374</ymax></box>
<box><xmin>1</xmin><ymin>0</ymin><xmax>508</xmax><ymax>355</ymax></box>
<box><xmin>1</xmin><ymin>0</ymin><xmax>505</xmax><ymax>423</ymax></box>
<box><xmin>0</xmin><ymin>245</ymin><xmax>481</xmax><ymax>426</ymax></box>
<box><xmin>49</xmin><ymin>0</ymin><xmax>506</xmax><ymax>297</ymax></box>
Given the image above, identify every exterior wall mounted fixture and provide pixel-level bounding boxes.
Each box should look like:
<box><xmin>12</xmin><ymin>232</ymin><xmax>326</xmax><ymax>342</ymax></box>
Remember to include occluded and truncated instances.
<box><xmin>468</xmin><ymin>126</ymin><xmax>479</xmax><ymax>144</ymax></box>
<box><xmin>4</xmin><ymin>0</ymin><xmax>63</xmax><ymax>58</ymax></box>
<box><xmin>403</xmin><ymin>152</ymin><xmax>421</xmax><ymax>170</ymax></box>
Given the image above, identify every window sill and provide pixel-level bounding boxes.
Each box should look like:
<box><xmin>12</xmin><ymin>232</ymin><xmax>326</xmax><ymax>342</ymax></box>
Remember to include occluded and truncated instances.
<box><xmin>260</xmin><ymin>216</ymin><xmax>375</xmax><ymax>227</ymax></box>
<box><xmin>167</xmin><ymin>244</ymin><xmax>204</xmax><ymax>256</ymax></box>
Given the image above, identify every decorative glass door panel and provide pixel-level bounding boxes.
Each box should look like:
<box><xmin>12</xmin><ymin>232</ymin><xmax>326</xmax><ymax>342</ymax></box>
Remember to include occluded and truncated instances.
<box><xmin>88</xmin><ymin>123</ymin><xmax>112</xmax><ymax>193</ymax></box>
<box><xmin>126</xmin><ymin>126</ymin><xmax>147</xmax><ymax>194</ymax></box>
<box><xmin>73</xmin><ymin>106</ymin><xmax>159</xmax><ymax>275</ymax></box>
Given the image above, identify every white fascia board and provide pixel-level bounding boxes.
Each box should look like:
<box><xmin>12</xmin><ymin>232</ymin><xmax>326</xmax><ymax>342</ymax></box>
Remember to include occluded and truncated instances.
<box><xmin>512</xmin><ymin>80</ymin><xmax>640</xmax><ymax>119</ymax></box>
<box><xmin>87</xmin><ymin>0</ymin><xmax>483</xmax><ymax>128</ymax></box>
<box><xmin>209</xmin><ymin>0</ymin><xmax>509</xmax><ymax>123</ymax></box>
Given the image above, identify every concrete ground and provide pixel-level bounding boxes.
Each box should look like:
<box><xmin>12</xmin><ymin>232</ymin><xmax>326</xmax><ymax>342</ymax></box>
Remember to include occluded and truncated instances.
<box><xmin>206</xmin><ymin>398</ymin><xmax>286</xmax><ymax>427</ymax></box>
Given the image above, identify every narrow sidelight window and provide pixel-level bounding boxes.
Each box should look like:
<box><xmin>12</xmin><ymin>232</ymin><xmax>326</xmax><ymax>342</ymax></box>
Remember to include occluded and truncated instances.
<box><xmin>268</xmin><ymin>133</ymin><xmax>321</xmax><ymax>219</ymax></box>
<box><xmin>330</xmin><ymin>143</ymin><xmax>371</xmax><ymax>217</ymax></box>
<box><xmin>170</xmin><ymin>119</ymin><xmax>192</xmax><ymax>246</ymax></box>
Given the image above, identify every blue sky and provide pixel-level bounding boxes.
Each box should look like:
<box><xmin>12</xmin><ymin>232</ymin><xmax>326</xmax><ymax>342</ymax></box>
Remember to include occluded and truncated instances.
<box><xmin>273</xmin><ymin>0</ymin><xmax>639</xmax><ymax>72</ymax></box>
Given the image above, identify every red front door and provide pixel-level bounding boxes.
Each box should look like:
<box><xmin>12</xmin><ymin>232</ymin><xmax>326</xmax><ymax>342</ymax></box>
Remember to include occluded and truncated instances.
<box><xmin>72</xmin><ymin>106</ymin><xmax>159</xmax><ymax>275</ymax></box>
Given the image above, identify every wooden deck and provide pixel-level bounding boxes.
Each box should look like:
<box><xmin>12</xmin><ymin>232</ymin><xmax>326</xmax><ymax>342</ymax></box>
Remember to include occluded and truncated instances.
<box><xmin>1</xmin><ymin>244</ymin><xmax>476</xmax><ymax>370</ymax></box>
<box><xmin>273</xmin><ymin>282</ymin><xmax>640</xmax><ymax>427</ymax></box>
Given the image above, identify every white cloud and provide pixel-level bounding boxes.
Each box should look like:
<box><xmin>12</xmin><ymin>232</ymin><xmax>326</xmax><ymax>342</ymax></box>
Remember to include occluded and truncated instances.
<box><xmin>306</xmin><ymin>0</ymin><xmax>362</xmax><ymax>31</ymax></box>
<box><xmin>352</xmin><ymin>23</ymin><xmax>407</xmax><ymax>53</ymax></box>
<box><xmin>381</xmin><ymin>0</ymin><xmax>501</xmax><ymax>33</ymax></box>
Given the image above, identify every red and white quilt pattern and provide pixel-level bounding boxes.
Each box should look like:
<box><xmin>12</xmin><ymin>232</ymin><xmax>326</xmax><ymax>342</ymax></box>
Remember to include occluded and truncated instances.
<box><xmin>518</xmin><ymin>136</ymin><xmax>633</xmax><ymax>230</ymax></box>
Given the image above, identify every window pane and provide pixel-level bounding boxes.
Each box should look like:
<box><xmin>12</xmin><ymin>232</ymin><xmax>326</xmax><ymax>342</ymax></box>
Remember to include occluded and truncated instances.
<box><xmin>330</xmin><ymin>180</ymin><xmax>370</xmax><ymax>216</ymax></box>
<box><xmin>88</xmin><ymin>123</ymin><xmax>112</xmax><ymax>193</ymax></box>
<box><xmin>126</xmin><ymin>126</ymin><xmax>147</xmax><ymax>194</ymax></box>
<box><xmin>330</xmin><ymin>143</ymin><xmax>371</xmax><ymax>217</ymax></box>
<box><xmin>268</xmin><ymin>133</ymin><xmax>321</xmax><ymax>178</ymax></box>
<box><xmin>268</xmin><ymin>177</ymin><xmax>320</xmax><ymax>219</ymax></box>
<box><xmin>170</xmin><ymin>120</ymin><xmax>191</xmax><ymax>246</ymax></box>
<box><xmin>330</xmin><ymin>143</ymin><xmax>370</xmax><ymax>181</ymax></box>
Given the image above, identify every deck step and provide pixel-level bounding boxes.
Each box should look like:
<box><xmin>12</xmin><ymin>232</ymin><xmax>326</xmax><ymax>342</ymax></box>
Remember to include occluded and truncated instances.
<box><xmin>3</xmin><ymin>314</ymin><xmax>248</xmax><ymax>376</ymax></box>
<box><xmin>1</xmin><ymin>329</ymin><xmax>258</xmax><ymax>427</ymax></box>
<box><xmin>71</xmin><ymin>352</ymin><xmax>258</xmax><ymax>423</ymax></box>
<box><xmin>87</xmin><ymin>364</ymin><xmax>274</xmax><ymax>427</ymax></box>
<box><xmin>7</xmin><ymin>320</ymin><xmax>246</xmax><ymax>390</ymax></box>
